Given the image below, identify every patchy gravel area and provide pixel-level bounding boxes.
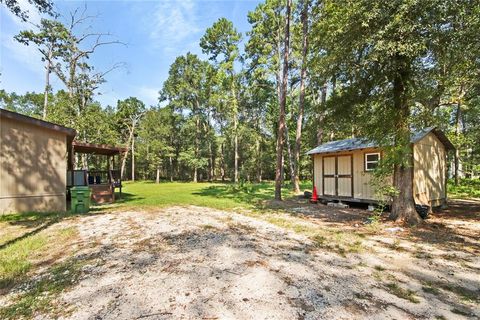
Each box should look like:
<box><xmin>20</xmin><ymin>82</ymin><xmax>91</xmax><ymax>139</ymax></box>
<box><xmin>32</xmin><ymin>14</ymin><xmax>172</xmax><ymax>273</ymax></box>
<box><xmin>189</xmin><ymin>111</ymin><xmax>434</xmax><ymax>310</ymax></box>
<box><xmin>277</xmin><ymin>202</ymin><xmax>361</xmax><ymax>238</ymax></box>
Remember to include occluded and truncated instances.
<box><xmin>2</xmin><ymin>202</ymin><xmax>479</xmax><ymax>319</ymax></box>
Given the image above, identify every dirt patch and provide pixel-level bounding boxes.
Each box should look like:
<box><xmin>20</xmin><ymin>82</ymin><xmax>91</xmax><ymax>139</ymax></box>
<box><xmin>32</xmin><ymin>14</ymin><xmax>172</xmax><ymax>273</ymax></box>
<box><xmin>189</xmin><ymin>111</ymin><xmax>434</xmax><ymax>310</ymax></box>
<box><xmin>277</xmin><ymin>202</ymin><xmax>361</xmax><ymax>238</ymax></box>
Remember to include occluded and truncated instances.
<box><xmin>1</xmin><ymin>202</ymin><xmax>478</xmax><ymax>319</ymax></box>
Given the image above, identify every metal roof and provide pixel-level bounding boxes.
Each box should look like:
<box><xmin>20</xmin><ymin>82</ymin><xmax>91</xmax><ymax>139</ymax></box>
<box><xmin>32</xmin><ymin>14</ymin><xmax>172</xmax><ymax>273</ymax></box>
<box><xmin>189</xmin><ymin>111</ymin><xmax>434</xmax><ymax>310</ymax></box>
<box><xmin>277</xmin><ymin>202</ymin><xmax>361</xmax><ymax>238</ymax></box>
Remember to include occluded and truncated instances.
<box><xmin>306</xmin><ymin>127</ymin><xmax>455</xmax><ymax>155</ymax></box>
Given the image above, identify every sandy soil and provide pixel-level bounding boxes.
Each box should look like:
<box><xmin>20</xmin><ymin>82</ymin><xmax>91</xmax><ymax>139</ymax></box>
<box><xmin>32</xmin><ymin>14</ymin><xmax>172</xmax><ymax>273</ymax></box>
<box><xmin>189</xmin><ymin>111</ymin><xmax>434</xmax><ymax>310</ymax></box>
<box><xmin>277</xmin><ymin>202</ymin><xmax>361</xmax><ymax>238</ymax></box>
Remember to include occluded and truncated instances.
<box><xmin>2</xmin><ymin>201</ymin><xmax>479</xmax><ymax>319</ymax></box>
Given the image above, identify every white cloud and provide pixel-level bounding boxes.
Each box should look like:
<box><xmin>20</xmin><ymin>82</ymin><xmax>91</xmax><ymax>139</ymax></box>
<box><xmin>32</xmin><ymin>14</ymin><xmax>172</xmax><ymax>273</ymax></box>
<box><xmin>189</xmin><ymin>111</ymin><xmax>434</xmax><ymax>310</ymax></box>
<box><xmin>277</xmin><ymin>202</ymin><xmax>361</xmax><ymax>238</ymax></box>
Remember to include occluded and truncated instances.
<box><xmin>3</xmin><ymin>0</ymin><xmax>42</xmax><ymax>27</ymax></box>
<box><xmin>1</xmin><ymin>31</ymin><xmax>43</xmax><ymax>75</ymax></box>
<box><xmin>96</xmin><ymin>85</ymin><xmax>160</xmax><ymax>108</ymax></box>
<box><xmin>137</xmin><ymin>86</ymin><xmax>160</xmax><ymax>106</ymax></box>
<box><xmin>149</xmin><ymin>0</ymin><xmax>200</xmax><ymax>47</ymax></box>
<box><xmin>0</xmin><ymin>0</ymin><xmax>45</xmax><ymax>80</ymax></box>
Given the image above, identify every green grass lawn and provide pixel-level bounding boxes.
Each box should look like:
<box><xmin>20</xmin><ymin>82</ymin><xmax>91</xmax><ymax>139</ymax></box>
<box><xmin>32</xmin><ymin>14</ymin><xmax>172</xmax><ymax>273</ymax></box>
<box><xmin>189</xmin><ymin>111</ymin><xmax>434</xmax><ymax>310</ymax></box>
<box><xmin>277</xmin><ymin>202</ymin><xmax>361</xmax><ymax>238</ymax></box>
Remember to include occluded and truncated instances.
<box><xmin>447</xmin><ymin>178</ymin><xmax>480</xmax><ymax>199</ymax></box>
<box><xmin>116</xmin><ymin>181</ymin><xmax>311</xmax><ymax>210</ymax></box>
<box><xmin>0</xmin><ymin>180</ymin><xmax>309</xmax><ymax>285</ymax></box>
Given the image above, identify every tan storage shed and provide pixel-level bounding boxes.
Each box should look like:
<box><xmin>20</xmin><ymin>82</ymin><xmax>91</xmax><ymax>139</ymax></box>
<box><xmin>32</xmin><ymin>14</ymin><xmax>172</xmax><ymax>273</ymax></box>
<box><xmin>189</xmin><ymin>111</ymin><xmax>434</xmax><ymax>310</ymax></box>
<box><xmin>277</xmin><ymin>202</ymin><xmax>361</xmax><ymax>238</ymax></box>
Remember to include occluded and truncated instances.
<box><xmin>0</xmin><ymin>109</ymin><xmax>76</xmax><ymax>214</ymax></box>
<box><xmin>307</xmin><ymin>128</ymin><xmax>455</xmax><ymax>207</ymax></box>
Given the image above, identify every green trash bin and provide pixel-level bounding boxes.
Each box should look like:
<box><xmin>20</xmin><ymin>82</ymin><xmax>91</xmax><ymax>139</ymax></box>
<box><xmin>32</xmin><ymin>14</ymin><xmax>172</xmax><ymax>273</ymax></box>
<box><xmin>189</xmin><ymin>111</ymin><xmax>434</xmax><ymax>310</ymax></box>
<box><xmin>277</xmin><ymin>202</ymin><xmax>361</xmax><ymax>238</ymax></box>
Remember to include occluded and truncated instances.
<box><xmin>71</xmin><ymin>186</ymin><xmax>91</xmax><ymax>213</ymax></box>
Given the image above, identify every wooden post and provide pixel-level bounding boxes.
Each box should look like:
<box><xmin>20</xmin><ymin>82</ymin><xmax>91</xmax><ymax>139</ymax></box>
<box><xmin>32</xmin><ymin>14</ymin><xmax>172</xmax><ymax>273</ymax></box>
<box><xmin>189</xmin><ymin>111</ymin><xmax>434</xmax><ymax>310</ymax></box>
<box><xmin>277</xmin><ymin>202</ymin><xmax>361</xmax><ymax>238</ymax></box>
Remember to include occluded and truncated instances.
<box><xmin>70</xmin><ymin>145</ymin><xmax>75</xmax><ymax>187</ymax></box>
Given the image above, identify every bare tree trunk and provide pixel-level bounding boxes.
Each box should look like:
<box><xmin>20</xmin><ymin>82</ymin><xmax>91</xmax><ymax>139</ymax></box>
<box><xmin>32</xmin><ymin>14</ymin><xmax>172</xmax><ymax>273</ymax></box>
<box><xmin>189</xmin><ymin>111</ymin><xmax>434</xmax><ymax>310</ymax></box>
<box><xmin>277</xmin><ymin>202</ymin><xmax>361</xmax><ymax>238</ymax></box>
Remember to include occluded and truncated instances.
<box><xmin>43</xmin><ymin>54</ymin><xmax>52</xmax><ymax>120</ymax></box>
<box><xmin>316</xmin><ymin>115</ymin><xmax>325</xmax><ymax>145</ymax></box>
<box><xmin>156</xmin><ymin>166</ymin><xmax>160</xmax><ymax>184</ymax></box>
<box><xmin>220</xmin><ymin>142</ymin><xmax>226</xmax><ymax>182</ymax></box>
<box><xmin>390</xmin><ymin>157</ymin><xmax>419</xmax><ymax>224</ymax></box>
<box><xmin>231</xmin><ymin>81</ymin><xmax>239</xmax><ymax>184</ymax></box>
<box><xmin>285</xmin><ymin>121</ymin><xmax>296</xmax><ymax>188</ymax></box>
<box><xmin>234</xmin><ymin>116</ymin><xmax>239</xmax><ymax>183</ymax></box>
<box><xmin>208</xmin><ymin>140</ymin><xmax>214</xmax><ymax>182</ymax></box>
<box><xmin>317</xmin><ymin>84</ymin><xmax>327</xmax><ymax>144</ymax></box>
<box><xmin>169</xmin><ymin>156</ymin><xmax>174</xmax><ymax>182</ymax></box>
<box><xmin>194</xmin><ymin>112</ymin><xmax>200</xmax><ymax>183</ymax></box>
<box><xmin>454</xmin><ymin>88</ymin><xmax>464</xmax><ymax>185</ymax></box>
<box><xmin>293</xmin><ymin>0</ymin><xmax>309</xmax><ymax>194</ymax></box>
<box><xmin>389</xmin><ymin>55</ymin><xmax>420</xmax><ymax>225</ymax></box>
<box><xmin>256</xmin><ymin>134</ymin><xmax>262</xmax><ymax>182</ymax></box>
<box><xmin>120</xmin><ymin>128</ymin><xmax>133</xmax><ymax>179</ymax></box>
<box><xmin>81</xmin><ymin>153</ymin><xmax>87</xmax><ymax>170</ymax></box>
<box><xmin>275</xmin><ymin>0</ymin><xmax>291</xmax><ymax>200</ymax></box>
<box><xmin>131</xmin><ymin>131</ymin><xmax>135</xmax><ymax>181</ymax></box>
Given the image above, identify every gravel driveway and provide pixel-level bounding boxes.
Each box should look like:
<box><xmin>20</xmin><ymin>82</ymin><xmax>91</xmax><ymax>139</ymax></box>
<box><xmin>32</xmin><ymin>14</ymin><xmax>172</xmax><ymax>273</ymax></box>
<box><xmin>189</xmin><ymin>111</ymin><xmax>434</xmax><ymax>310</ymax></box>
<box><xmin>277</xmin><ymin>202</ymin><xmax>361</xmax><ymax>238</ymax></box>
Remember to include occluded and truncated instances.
<box><xmin>39</xmin><ymin>205</ymin><xmax>479</xmax><ymax>320</ymax></box>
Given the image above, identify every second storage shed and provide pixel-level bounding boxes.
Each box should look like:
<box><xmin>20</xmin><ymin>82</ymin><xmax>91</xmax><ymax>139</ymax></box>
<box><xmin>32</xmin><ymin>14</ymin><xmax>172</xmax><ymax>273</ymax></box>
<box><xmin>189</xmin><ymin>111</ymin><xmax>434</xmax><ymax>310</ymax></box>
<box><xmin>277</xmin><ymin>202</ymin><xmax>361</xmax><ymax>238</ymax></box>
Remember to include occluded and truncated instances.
<box><xmin>306</xmin><ymin>127</ymin><xmax>455</xmax><ymax>207</ymax></box>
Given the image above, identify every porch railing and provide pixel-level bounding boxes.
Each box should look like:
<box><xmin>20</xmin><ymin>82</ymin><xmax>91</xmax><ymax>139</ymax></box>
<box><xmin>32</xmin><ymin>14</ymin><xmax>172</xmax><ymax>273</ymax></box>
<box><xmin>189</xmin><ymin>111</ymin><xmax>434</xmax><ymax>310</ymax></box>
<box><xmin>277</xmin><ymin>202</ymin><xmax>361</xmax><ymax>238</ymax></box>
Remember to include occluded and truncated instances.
<box><xmin>67</xmin><ymin>170</ymin><xmax>121</xmax><ymax>188</ymax></box>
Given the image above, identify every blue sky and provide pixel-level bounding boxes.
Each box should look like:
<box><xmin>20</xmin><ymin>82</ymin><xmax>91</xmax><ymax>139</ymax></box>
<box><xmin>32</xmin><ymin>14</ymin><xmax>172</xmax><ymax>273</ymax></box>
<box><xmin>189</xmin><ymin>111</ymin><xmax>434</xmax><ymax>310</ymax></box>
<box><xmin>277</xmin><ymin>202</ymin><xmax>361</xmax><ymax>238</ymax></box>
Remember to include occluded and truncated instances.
<box><xmin>0</xmin><ymin>0</ymin><xmax>261</xmax><ymax>107</ymax></box>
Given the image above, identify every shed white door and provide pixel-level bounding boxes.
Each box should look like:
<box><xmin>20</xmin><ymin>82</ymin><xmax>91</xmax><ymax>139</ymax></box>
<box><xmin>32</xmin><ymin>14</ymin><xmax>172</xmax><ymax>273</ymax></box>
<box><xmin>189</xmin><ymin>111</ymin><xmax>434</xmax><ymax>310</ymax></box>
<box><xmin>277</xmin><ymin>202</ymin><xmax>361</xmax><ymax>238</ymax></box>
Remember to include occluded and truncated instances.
<box><xmin>322</xmin><ymin>155</ymin><xmax>353</xmax><ymax>198</ymax></box>
<box><xmin>337</xmin><ymin>155</ymin><xmax>353</xmax><ymax>197</ymax></box>
<box><xmin>323</xmin><ymin>156</ymin><xmax>336</xmax><ymax>196</ymax></box>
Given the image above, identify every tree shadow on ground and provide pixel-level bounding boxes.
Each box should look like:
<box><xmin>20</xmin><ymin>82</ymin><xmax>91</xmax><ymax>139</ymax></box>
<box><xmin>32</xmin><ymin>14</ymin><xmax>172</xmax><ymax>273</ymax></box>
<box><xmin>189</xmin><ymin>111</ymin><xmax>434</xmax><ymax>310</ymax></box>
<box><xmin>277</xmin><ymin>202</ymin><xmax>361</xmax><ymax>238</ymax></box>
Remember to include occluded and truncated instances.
<box><xmin>193</xmin><ymin>183</ymin><xmax>276</xmax><ymax>207</ymax></box>
<box><xmin>434</xmin><ymin>199</ymin><xmax>480</xmax><ymax>221</ymax></box>
<box><xmin>405</xmin><ymin>222</ymin><xmax>480</xmax><ymax>253</ymax></box>
<box><xmin>0</xmin><ymin>194</ymin><xmax>141</xmax><ymax>249</ymax></box>
<box><xmin>400</xmin><ymin>199</ymin><xmax>480</xmax><ymax>253</ymax></box>
<box><xmin>112</xmin><ymin>192</ymin><xmax>144</xmax><ymax>205</ymax></box>
<box><xmin>38</xmin><ymin>220</ymin><xmax>371</xmax><ymax>319</ymax></box>
<box><xmin>0</xmin><ymin>211</ymin><xmax>77</xmax><ymax>248</ymax></box>
<box><xmin>258</xmin><ymin>196</ymin><xmax>480</xmax><ymax>254</ymax></box>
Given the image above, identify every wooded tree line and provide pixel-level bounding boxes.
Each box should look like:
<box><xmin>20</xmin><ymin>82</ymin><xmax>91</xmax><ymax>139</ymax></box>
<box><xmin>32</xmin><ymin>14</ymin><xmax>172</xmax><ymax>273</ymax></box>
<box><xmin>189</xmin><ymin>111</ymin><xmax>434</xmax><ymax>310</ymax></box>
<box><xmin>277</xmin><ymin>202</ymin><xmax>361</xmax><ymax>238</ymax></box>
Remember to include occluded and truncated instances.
<box><xmin>2</xmin><ymin>0</ymin><xmax>480</xmax><ymax>223</ymax></box>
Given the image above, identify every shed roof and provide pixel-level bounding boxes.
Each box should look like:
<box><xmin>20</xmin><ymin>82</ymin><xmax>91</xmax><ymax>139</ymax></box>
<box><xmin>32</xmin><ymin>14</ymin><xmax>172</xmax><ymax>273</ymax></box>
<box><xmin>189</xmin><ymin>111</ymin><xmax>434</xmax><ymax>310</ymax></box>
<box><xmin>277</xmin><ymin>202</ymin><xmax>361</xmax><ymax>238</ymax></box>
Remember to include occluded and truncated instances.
<box><xmin>0</xmin><ymin>108</ymin><xmax>77</xmax><ymax>142</ymax></box>
<box><xmin>306</xmin><ymin>127</ymin><xmax>455</xmax><ymax>155</ymax></box>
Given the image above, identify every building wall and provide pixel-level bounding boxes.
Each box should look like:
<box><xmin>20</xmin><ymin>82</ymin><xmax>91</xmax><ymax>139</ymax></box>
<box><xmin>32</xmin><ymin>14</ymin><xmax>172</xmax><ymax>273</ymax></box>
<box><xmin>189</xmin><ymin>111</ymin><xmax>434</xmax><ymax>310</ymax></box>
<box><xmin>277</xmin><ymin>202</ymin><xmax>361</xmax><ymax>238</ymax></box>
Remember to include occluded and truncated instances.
<box><xmin>0</xmin><ymin>117</ymin><xmax>68</xmax><ymax>213</ymax></box>
<box><xmin>312</xmin><ymin>135</ymin><xmax>447</xmax><ymax>206</ymax></box>
<box><xmin>313</xmin><ymin>148</ymin><xmax>382</xmax><ymax>201</ymax></box>
<box><xmin>413</xmin><ymin>132</ymin><xmax>447</xmax><ymax>206</ymax></box>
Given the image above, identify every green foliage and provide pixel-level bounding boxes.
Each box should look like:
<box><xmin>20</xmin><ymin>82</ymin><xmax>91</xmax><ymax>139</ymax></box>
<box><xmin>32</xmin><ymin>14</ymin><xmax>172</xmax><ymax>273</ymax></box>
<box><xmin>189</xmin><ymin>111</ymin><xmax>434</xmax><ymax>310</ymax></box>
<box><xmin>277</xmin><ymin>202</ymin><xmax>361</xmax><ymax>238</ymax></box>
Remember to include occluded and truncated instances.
<box><xmin>3</xmin><ymin>0</ymin><xmax>480</xmax><ymax>193</ymax></box>
<box><xmin>3</xmin><ymin>0</ymin><xmax>54</xmax><ymax>22</ymax></box>
<box><xmin>448</xmin><ymin>179</ymin><xmax>480</xmax><ymax>199</ymax></box>
<box><xmin>15</xmin><ymin>19</ymin><xmax>70</xmax><ymax>58</ymax></box>
<box><xmin>367</xmin><ymin>154</ymin><xmax>398</xmax><ymax>223</ymax></box>
<box><xmin>200</xmin><ymin>17</ymin><xmax>242</xmax><ymax>70</ymax></box>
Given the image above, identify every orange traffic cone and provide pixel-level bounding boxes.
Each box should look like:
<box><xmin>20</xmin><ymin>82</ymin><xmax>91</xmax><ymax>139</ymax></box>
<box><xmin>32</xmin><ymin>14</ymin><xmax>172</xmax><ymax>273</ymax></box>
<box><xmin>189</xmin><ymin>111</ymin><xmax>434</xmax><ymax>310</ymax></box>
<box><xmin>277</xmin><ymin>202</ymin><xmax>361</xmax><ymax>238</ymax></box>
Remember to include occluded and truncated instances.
<box><xmin>310</xmin><ymin>186</ymin><xmax>318</xmax><ymax>203</ymax></box>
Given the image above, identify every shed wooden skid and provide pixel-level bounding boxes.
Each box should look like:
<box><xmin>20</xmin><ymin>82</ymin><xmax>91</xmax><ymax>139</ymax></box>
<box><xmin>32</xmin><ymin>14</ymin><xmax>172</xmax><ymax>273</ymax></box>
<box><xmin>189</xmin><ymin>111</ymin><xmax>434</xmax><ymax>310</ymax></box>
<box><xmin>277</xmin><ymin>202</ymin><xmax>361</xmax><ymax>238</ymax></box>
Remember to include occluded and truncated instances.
<box><xmin>308</xmin><ymin>128</ymin><xmax>454</xmax><ymax>208</ymax></box>
<box><xmin>0</xmin><ymin>109</ymin><xmax>76</xmax><ymax>214</ymax></box>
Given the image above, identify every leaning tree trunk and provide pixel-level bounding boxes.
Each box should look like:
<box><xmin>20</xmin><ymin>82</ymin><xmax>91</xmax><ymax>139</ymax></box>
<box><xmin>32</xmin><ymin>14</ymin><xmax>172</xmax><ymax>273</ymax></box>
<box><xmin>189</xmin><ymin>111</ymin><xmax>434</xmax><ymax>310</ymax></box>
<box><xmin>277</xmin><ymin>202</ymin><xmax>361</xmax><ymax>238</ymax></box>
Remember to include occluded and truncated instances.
<box><xmin>389</xmin><ymin>55</ymin><xmax>421</xmax><ymax>225</ymax></box>
<box><xmin>256</xmin><ymin>131</ymin><xmax>262</xmax><ymax>182</ymax></box>
<box><xmin>454</xmin><ymin>95</ymin><xmax>463</xmax><ymax>185</ymax></box>
<box><xmin>231</xmin><ymin>80</ymin><xmax>240</xmax><ymax>184</ymax></box>
<box><xmin>274</xmin><ymin>0</ymin><xmax>292</xmax><ymax>201</ymax></box>
<box><xmin>120</xmin><ymin>128</ymin><xmax>134</xmax><ymax>179</ymax></box>
<box><xmin>208</xmin><ymin>140</ymin><xmax>215</xmax><ymax>182</ymax></box>
<box><xmin>293</xmin><ymin>0</ymin><xmax>309</xmax><ymax>194</ymax></box>
<box><xmin>193</xmin><ymin>112</ymin><xmax>200</xmax><ymax>183</ymax></box>
<box><xmin>43</xmin><ymin>53</ymin><xmax>52</xmax><ymax>120</ymax></box>
<box><xmin>234</xmin><ymin>117</ymin><xmax>239</xmax><ymax>183</ymax></box>
<box><xmin>220</xmin><ymin>142</ymin><xmax>226</xmax><ymax>182</ymax></box>
<box><xmin>131</xmin><ymin>131</ymin><xmax>135</xmax><ymax>182</ymax></box>
<box><xmin>285</xmin><ymin>121</ymin><xmax>296</xmax><ymax>188</ymax></box>
<box><xmin>317</xmin><ymin>84</ymin><xmax>327</xmax><ymax>144</ymax></box>
<box><xmin>156</xmin><ymin>166</ymin><xmax>160</xmax><ymax>184</ymax></box>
